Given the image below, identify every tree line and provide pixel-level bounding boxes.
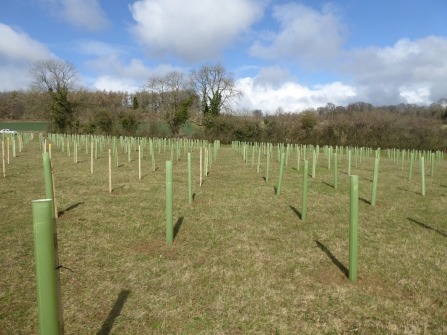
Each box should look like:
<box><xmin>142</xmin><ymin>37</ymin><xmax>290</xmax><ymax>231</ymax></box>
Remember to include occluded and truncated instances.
<box><xmin>1</xmin><ymin>59</ymin><xmax>447</xmax><ymax>150</ymax></box>
<box><xmin>0</xmin><ymin>59</ymin><xmax>241</xmax><ymax>136</ymax></box>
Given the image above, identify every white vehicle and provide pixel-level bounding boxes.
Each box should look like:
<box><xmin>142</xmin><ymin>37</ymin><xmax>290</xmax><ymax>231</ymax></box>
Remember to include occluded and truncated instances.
<box><xmin>0</xmin><ymin>129</ymin><xmax>17</xmax><ymax>135</ymax></box>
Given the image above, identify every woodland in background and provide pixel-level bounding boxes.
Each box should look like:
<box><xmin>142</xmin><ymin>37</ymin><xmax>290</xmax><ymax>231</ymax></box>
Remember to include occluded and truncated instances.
<box><xmin>1</xmin><ymin>89</ymin><xmax>447</xmax><ymax>150</ymax></box>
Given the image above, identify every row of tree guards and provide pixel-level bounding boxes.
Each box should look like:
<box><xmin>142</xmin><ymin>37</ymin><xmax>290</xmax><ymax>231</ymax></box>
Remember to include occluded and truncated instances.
<box><xmin>24</xmin><ymin>133</ymin><xmax>445</xmax><ymax>333</ymax></box>
<box><xmin>232</xmin><ymin>141</ymin><xmax>443</xmax><ymax>198</ymax></box>
<box><xmin>38</xmin><ymin>133</ymin><xmax>220</xmax><ymax>194</ymax></box>
<box><xmin>232</xmin><ymin>140</ymin><xmax>445</xmax><ymax>282</ymax></box>
<box><xmin>1</xmin><ymin>133</ymin><xmax>34</xmax><ymax>177</ymax></box>
<box><xmin>31</xmin><ymin>134</ymin><xmax>220</xmax><ymax>334</ymax></box>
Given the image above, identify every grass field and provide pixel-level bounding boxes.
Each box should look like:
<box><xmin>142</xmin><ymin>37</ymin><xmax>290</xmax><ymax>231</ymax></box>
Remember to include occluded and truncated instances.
<box><xmin>0</xmin><ymin>121</ymin><xmax>198</xmax><ymax>136</ymax></box>
<box><xmin>1</xmin><ymin>138</ymin><xmax>446</xmax><ymax>334</ymax></box>
<box><xmin>0</xmin><ymin>122</ymin><xmax>49</xmax><ymax>132</ymax></box>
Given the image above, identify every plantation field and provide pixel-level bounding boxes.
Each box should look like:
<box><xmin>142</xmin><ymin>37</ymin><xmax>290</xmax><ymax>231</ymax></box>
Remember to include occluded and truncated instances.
<box><xmin>0</xmin><ymin>122</ymin><xmax>49</xmax><ymax>132</ymax></box>
<box><xmin>1</xmin><ymin>138</ymin><xmax>447</xmax><ymax>334</ymax></box>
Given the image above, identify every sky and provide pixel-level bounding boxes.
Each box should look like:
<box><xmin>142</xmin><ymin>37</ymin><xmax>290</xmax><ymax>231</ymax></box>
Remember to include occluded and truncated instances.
<box><xmin>1</xmin><ymin>0</ymin><xmax>447</xmax><ymax>113</ymax></box>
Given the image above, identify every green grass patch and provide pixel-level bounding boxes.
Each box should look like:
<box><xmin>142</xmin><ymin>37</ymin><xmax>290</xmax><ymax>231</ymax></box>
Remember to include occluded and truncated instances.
<box><xmin>1</xmin><ymin>141</ymin><xmax>446</xmax><ymax>334</ymax></box>
<box><xmin>0</xmin><ymin>122</ymin><xmax>49</xmax><ymax>131</ymax></box>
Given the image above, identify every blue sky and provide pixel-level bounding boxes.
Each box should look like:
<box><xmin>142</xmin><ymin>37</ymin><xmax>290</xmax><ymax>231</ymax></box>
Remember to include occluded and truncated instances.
<box><xmin>1</xmin><ymin>0</ymin><xmax>447</xmax><ymax>113</ymax></box>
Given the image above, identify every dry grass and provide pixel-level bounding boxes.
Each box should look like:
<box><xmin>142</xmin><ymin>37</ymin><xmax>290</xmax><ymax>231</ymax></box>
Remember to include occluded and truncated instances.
<box><xmin>1</xmin><ymin>139</ymin><xmax>447</xmax><ymax>334</ymax></box>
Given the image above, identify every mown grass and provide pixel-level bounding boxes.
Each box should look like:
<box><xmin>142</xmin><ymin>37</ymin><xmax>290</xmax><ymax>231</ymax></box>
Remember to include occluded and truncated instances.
<box><xmin>1</xmin><ymin>139</ymin><xmax>446</xmax><ymax>334</ymax></box>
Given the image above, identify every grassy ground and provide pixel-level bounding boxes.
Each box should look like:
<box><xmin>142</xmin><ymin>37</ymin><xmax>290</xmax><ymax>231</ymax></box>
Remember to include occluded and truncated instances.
<box><xmin>1</xmin><ymin>138</ymin><xmax>446</xmax><ymax>334</ymax></box>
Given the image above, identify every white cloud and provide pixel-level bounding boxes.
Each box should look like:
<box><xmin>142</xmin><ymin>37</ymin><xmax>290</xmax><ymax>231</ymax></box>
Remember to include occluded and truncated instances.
<box><xmin>346</xmin><ymin>36</ymin><xmax>447</xmax><ymax>105</ymax></box>
<box><xmin>84</xmin><ymin>54</ymin><xmax>184</xmax><ymax>92</ymax></box>
<box><xmin>0</xmin><ymin>23</ymin><xmax>53</xmax><ymax>62</ymax></box>
<box><xmin>129</xmin><ymin>0</ymin><xmax>266</xmax><ymax>62</ymax></box>
<box><xmin>253</xmin><ymin>66</ymin><xmax>291</xmax><ymax>89</ymax></box>
<box><xmin>235</xmin><ymin>70</ymin><xmax>356</xmax><ymax>113</ymax></box>
<box><xmin>41</xmin><ymin>0</ymin><xmax>110</xmax><ymax>32</ymax></box>
<box><xmin>0</xmin><ymin>23</ymin><xmax>54</xmax><ymax>91</ymax></box>
<box><xmin>249</xmin><ymin>3</ymin><xmax>347</xmax><ymax>63</ymax></box>
<box><xmin>92</xmin><ymin>76</ymin><xmax>140</xmax><ymax>92</ymax></box>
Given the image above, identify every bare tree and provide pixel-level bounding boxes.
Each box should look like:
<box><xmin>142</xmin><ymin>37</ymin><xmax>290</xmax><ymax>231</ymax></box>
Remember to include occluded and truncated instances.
<box><xmin>145</xmin><ymin>71</ymin><xmax>195</xmax><ymax>135</ymax></box>
<box><xmin>29</xmin><ymin>59</ymin><xmax>80</xmax><ymax>132</ymax></box>
<box><xmin>29</xmin><ymin>59</ymin><xmax>79</xmax><ymax>92</ymax></box>
<box><xmin>189</xmin><ymin>63</ymin><xmax>242</xmax><ymax>119</ymax></box>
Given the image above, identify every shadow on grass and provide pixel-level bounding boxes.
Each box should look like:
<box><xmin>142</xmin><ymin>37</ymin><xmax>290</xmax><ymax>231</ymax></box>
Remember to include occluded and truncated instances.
<box><xmin>174</xmin><ymin>217</ymin><xmax>184</xmax><ymax>240</ymax></box>
<box><xmin>407</xmin><ymin>218</ymin><xmax>447</xmax><ymax>238</ymax></box>
<box><xmin>322</xmin><ymin>181</ymin><xmax>334</xmax><ymax>189</ymax></box>
<box><xmin>192</xmin><ymin>193</ymin><xmax>196</xmax><ymax>201</ymax></box>
<box><xmin>315</xmin><ymin>240</ymin><xmax>349</xmax><ymax>278</ymax></box>
<box><xmin>397</xmin><ymin>187</ymin><xmax>419</xmax><ymax>195</ymax></box>
<box><xmin>289</xmin><ymin>205</ymin><xmax>301</xmax><ymax>219</ymax></box>
<box><xmin>96</xmin><ymin>289</ymin><xmax>131</xmax><ymax>335</ymax></box>
<box><xmin>359</xmin><ymin>197</ymin><xmax>371</xmax><ymax>205</ymax></box>
<box><xmin>58</xmin><ymin>202</ymin><xmax>84</xmax><ymax>217</ymax></box>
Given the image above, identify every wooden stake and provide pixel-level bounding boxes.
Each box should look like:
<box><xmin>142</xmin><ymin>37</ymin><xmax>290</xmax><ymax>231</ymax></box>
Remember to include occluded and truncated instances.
<box><xmin>138</xmin><ymin>145</ymin><xmax>141</xmax><ymax>180</ymax></box>
<box><xmin>7</xmin><ymin>137</ymin><xmax>10</xmax><ymax>164</ymax></box>
<box><xmin>90</xmin><ymin>141</ymin><xmax>93</xmax><ymax>174</ymax></box>
<box><xmin>51</xmin><ymin>161</ymin><xmax>58</xmax><ymax>219</ymax></box>
<box><xmin>199</xmin><ymin>147</ymin><xmax>203</xmax><ymax>186</ymax></box>
<box><xmin>2</xmin><ymin>140</ymin><xmax>5</xmax><ymax>177</ymax></box>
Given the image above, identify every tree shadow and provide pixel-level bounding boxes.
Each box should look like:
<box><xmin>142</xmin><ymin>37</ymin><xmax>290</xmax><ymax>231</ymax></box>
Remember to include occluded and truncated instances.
<box><xmin>58</xmin><ymin>202</ymin><xmax>84</xmax><ymax>217</ymax></box>
<box><xmin>273</xmin><ymin>187</ymin><xmax>277</xmax><ymax>194</ymax></box>
<box><xmin>96</xmin><ymin>289</ymin><xmax>131</xmax><ymax>335</ymax></box>
<box><xmin>315</xmin><ymin>240</ymin><xmax>349</xmax><ymax>278</ymax></box>
<box><xmin>407</xmin><ymin>218</ymin><xmax>447</xmax><ymax>238</ymax></box>
<box><xmin>289</xmin><ymin>205</ymin><xmax>301</xmax><ymax>219</ymax></box>
<box><xmin>359</xmin><ymin>197</ymin><xmax>371</xmax><ymax>205</ymax></box>
<box><xmin>174</xmin><ymin>217</ymin><xmax>184</xmax><ymax>240</ymax></box>
<box><xmin>192</xmin><ymin>193</ymin><xmax>196</xmax><ymax>201</ymax></box>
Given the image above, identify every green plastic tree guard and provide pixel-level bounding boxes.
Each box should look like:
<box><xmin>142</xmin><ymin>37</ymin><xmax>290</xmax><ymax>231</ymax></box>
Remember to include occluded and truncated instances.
<box><xmin>302</xmin><ymin>160</ymin><xmax>308</xmax><ymax>220</ymax></box>
<box><xmin>334</xmin><ymin>153</ymin><xmax>338</xmax><ymax>189</ymax></box>
<box><xmin>166</xmin><ymin>161</ymin><xmax>173</xmax><ymax>243</ymax></box>
<box><xmin>371</xmin><ymin>158</ymin><xmax>379</xmax><ymax>206</ymax></box>
<box><xmin>42</xmin><ymin>153</ymin><xmax>55</xmax><ymax>217</ymax></box>
<box><xmin>277</xmin><ymin>153</ymin><xmax>285</xmax><ymax>195</ymax></box>
<box><xmin>188</xmin><ymin>153</ymin><xmax>192</xmax><ymax>204</ymax></box>
<box><xmin>349</xmin><ymin>175</ymin><xmax>359</xmax><ymax>282</ymax></box>
<box><xmin>408</xmin><ymin>152</ymin><xmax>414</xmax><ymax>179</ymax></box>
<box><xmin>421</xmin><ymin>157</ymin><xmax>425</xmax><ymax>196</ymax></box>
<box><xmin>32</xmin><ymin>199</ymin><xmax>61</xmax><ymax>335</ymax></box>
<box><xmin>348</xmin><ymin>150</ymin><xmax>351</xmax><ymax>175</ymax></box>
<box><xmin>266</xmin><ymin>148</ymin><xmax>270</xmax><ymax>182</ymax></box>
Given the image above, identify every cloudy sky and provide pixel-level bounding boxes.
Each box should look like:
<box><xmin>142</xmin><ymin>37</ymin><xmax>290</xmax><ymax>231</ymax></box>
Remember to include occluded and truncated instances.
<box><xmin>1</xmin><ymin>0</ymin><xmax>446</xmax><ymax>113</ymax></box>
